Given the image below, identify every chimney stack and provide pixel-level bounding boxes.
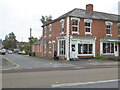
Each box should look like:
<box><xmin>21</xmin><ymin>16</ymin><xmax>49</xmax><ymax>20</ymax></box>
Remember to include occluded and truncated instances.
<box><xmin>86</xmin><ymin>4</ymin><xmax>93</xmax><ymax>13</ymax></box>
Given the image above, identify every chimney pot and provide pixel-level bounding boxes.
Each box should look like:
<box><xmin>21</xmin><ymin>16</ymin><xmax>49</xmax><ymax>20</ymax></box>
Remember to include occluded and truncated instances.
<box><xmin>86</xmin><ymin>4</ymin><xmax>93</xmax><ymax>13</ymax></box>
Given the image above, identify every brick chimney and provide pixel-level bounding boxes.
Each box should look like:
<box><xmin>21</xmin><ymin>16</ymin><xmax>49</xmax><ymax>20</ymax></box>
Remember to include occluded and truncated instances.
<box><xmin>86</xmin><ymin>4</ymin><xmax>93</xmax><ymax>13</ymax></box>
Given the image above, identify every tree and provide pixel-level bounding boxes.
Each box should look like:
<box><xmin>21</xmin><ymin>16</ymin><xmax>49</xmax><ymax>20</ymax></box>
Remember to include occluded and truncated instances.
<box><xmin>28</xmin><ymin>37</ymin><xmax>38</xmax><ymax>44</ymax></box>
<box><xmin>40</xmin><ymin>15</ymin><xmax>52</xmax><ymax>24</ymax></box>
<box><xmin>3</xmin><ymin>32</ymin><xmax>17</xmax><ymax>49</ymax></box>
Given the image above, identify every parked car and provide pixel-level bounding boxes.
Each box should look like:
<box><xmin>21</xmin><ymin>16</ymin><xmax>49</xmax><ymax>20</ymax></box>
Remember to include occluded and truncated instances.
<box><xmin>0</xmin><ymin>49</ymin><xmax>6</xmax><ymax>55</ymax></box>
<box><xmin>7</xmin><ymin>50</ymin><xmax>13</xmax><ymax>54</ymax></box>
<box><xmin>18</xmin><ymin>51</ymin><xmax>25</xmax><ymax>54</ymax></box>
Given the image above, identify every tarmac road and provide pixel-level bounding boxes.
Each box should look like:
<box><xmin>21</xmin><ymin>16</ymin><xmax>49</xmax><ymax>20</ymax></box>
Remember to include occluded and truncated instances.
<box><xmin>1</xmin><ymin>54</ymin><xmax>75</xmax><ymax>70</ymax></box>
<box><xmin>2</xmin><ymin>68</ymin><xmax>118</xmax><ymax>88</ymax></box>
<box><xmin>1</xmin><ymin>54</ymin><xmax>118</xmax><ymax>71</ymax></box>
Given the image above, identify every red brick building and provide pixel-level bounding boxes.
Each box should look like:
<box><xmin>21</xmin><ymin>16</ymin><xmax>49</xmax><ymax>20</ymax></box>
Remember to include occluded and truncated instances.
<box><xmin>33</xmin><ymin>4</ymin><xmax>120</xmax><ymax>60</ymax></box>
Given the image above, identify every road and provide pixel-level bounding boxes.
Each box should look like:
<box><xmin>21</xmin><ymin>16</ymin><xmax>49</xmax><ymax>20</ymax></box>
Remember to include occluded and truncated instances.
<box><xmin>1</xmin><ymin>54</ymin><xmax>118</xmax><ymax>70</ymax></box>
<box><xmin>2</xmin><ymin>68</ymin><xmax>118</xmax><ymax>88</ymax></box>
<box><xmin>51</xmin><ymin>80</ymin><xmax>119</xmax><ymax>88</ymax></box>
<box><xmin>1</xmin><ymin>54</ymin><xmax>119</xmax><ymax>88</ymax></box>
<box><xmin>1</xmin><ymin>54</ymin><xmax>75</xmax><ymax>70</ymax></box>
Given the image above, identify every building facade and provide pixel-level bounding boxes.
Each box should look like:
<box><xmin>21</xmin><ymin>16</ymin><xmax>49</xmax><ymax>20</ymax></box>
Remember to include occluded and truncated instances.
<box><xmin>34</xmin><ymin>4</ymin><xmax>120</xmax><ymax>60</ymax></box>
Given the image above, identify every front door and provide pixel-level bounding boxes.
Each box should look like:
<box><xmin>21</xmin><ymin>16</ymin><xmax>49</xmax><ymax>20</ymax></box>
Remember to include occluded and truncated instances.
<box><xmin>70</xmin><ymin>44</ymin><xmax>76</xmax><ymax>58</ymax></box>
<box><xmin>115</xmin><ymin>43</ymin><xmax>118</xmax><ymax>56</ymax></box>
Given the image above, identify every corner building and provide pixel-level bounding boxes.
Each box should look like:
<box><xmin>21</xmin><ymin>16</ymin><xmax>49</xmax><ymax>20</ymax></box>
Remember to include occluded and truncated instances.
<box><xmin>40</xmin><ymin>4</ymin><xmax>120</xmax><ymax>60</ymax></box>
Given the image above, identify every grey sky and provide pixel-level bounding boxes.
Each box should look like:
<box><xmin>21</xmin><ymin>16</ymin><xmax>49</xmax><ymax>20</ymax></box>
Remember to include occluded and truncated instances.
<box><xmin>0</xmin><ymin>0</ymin><xmax>120</xmax><ymax>42</ymax></box>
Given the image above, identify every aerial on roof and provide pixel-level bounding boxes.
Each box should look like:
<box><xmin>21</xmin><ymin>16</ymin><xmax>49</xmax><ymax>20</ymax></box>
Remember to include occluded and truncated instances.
<box><xmin>42</xmin><ymin>6</ymin><xmax>119</xmax><ymax>26</ymax></box>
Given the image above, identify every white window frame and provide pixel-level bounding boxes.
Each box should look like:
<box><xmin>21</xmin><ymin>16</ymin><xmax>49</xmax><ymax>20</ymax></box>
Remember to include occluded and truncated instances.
<box><xmin>105</xmin><ymin>21</ymin><xmax>113</xmax><ymax>36</ymax></box>
<box><xmin>71</xmin><ymin>18</ymin><xmax>80</xmax><ymax>34</ymax></box>
<box><xmin>44</xmin><ymin>26</ymin><xmax>47</xmax><ymax>38</ymax></box>
<box><xmin>84</xmin><ymin>19</ymin><xmax>92</xmax><ymax>35</ymax></box>
<box><xmin>49</xmin><ymin>24</ymin><xmax>52</xmax><ymax>36</ymax></box>
<box><xmin>58</xmin><ymin>40</ymin><xmax>66</xmax><ymax>56</ymax></box>
<box><xmin>118</xmin><ymin>23</ymin><xmax>120</xmax><ymax>36</ymax></box>
<box><xmin>48</xmin><ymin>41</ymin><xmax>52</xmax><ymax>53</ymax></box>
<box><xmin>60</xmin><ymin>19</ymin><xmax>64</xmax><ymax>34</ymax></box>
<box><xmin>44</xmin><ymin>44</ymin><xmax>46</xmax><ymax>53</ymax></box>
<box><xmin>102</xmin><ymin>42</ymin><xmax>115</xmax><ymax>55</ymax></box>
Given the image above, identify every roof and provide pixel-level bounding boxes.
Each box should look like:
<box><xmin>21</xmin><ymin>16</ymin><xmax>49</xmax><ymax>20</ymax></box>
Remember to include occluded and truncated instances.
<box><xmin>33</xmin><ymin>40</ymin><xmax>41</xmax><ymax>45</ymax></box>
<box><xmin>42</xmin><ymin>8</ymin><xmax>119</xmax><ymax>27</ymax></box>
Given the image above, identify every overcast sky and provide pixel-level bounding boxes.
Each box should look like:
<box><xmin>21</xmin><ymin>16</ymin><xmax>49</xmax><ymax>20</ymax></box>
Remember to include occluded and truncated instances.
<box><xmin>0</xmin><ymin>0</ymin><xmax>120</xmax><ymax>42</ymax></box>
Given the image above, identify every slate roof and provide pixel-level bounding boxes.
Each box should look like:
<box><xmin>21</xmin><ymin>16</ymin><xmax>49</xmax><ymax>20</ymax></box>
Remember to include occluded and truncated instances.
<box><xmin>33</xmin><ymin>40</ymin><xmax>41</xmax><ymax>45</ymax></box>
<box><xmin>42</xmin><ymin>8</ymin><xmax>119</xmax><ymax>27</ymax></box>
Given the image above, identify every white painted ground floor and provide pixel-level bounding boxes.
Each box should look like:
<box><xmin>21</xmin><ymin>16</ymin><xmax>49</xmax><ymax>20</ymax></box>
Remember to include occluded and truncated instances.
<box><xmin>57</xmin><ymin>36</ymin><xmax>120</xmax><ymax>60</ymax></box>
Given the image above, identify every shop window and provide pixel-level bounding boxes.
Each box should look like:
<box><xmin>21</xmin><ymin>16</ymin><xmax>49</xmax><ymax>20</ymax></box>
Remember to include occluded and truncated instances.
<box><xmin>103</xmin><ymin>43</ymin><xmax>114</xmax><ymax>54</ymax></box>
<box><xmin>78</xmin><ymin>44</ymin><xmax>93</xmax><ymax>54</ymax></box>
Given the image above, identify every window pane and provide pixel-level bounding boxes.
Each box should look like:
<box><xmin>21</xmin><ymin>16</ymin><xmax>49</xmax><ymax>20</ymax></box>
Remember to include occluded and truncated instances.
<box><xmin>72</xmin><ymin>19</ymin><xmax>78</xmax><ymax>25</ymax></box>
<box><xmin>78</xmin><ymin>44</ymin><xmax>83</xmax><ymax>54</ymax></box>
<box><xmin>86</xmin><ymin>28</ymin><xmax>90</xmax><ymax>32</ymax></box>
<box><xmin>111</xmin><ymin>43</ymin><xmax>114</xmax><ymax>53</ymax></box>
<box><xmin>83</xmin><ymin>44</ymin><xmax>88</xmax><ymax>54</ymax></box>
<box><xmin>107</xmin><ymin>43</ymin><xmax>110</xmax><ymax>53</ymax></box>
<box><xmin>72</xmin><ymin>27</ymin><xmax>78</xmax><ymax>32</ymax></box>
<box><xmin>89</xmin><ymin>44</ymin><xmax>93</xmax><ymax>54</ymax></box>
<box><xmin>72</xmin><ymin>44</ymin><xmax>75</xmax><ymax>51</ymax></box>
<box><xmin>85</xmin><ymin>22</ymin><xmax>90</xmax><ymax>26</ymax></box>
<box><xmin>103</xmin><ymin>43</ymin><xmax>106</xmax><ymax>53</ymax></box>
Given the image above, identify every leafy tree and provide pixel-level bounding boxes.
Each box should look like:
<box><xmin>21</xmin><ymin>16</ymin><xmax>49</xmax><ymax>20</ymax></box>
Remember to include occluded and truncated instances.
<box><xmin>28</xmin><ymin>37</ymin><xmax>38</xmax><ymax>44</ymax></box>
<box><xmin>3</xmin><ymin>32</ymin><xmax>17</xmax><ymax>49</ymax></box>
<box><xmin>40</xmin><ymin>15</ymin><xmax>52</xmax><ymax>24</ymax></box>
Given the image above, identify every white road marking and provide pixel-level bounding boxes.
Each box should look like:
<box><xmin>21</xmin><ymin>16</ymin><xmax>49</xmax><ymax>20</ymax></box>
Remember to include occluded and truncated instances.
<box><xmin>51</xmin><ymin>79</ymin><xmax>119</xmax><ymax>88</ymax></box>
<box><xmin>0</xmin><ymin>56</ymin><xmax>20</xmax><ymax>70</ymax></box>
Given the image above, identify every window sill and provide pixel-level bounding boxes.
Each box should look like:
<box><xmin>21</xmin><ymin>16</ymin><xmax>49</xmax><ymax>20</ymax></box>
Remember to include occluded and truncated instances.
<box><xmin>106</xmin><ymin>34</ymin><xmax>112</xmax><ymax>36</ymax></box>
<box><xmin>60</xmin><ymin>32</ymin><xmax>64</xmax><ymax>35</ymax></box>
<box><xmin>85</xmin><ymin>32</ymin><xmax>92</xmax><ymax>35</ymax></box>
<box><xmin>77</xmin><ymin>54</ymin><xmax>93</xmax><ymax>56</ymax></box>
<box><xmin>72</xmin><ymin>32</ymin><xmax>79</xmax><ymax>34</ymax></box>
<box><xmin>103</xmin><ymin>53</ymin><xmax>114</xmax><ymax>55</ymax></box>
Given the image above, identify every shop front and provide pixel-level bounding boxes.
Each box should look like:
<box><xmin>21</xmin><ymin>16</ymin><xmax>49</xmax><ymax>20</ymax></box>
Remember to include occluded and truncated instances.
<box><xmin>70</xmin><ymin>36</ymin><xmax>96</xmax><ymax>59</ymax></box>
<box><xmin>100</xmin><ymin>38</ymin><xmax>120</xmax><ymax>57</ymax></box>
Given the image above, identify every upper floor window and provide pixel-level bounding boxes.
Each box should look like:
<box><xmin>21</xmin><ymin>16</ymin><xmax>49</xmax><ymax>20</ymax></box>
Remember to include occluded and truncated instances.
<box><xmin>60</xmin><ymin>19</ymin><xmax>64</xmax><ymax>34</ymax></box>
<box><xmin>105</xmin><ymin>21</ymin><xmax>113</xmax><ymax>36</ymax></box>
<box><xmin>71</xmin><ymin>18</ymin><xmax>80</xmax><ymax>34</ymax></box>
<box><xmin>118</xmin><ymin>23</ymin><xmax>120</xmax><ymax>35</ymax></box>
<box><xmin>44</xmin><ymin>26</ymin><xmax>46</xmax><ymax>37</ymax></box>
<box><xmin>84</xmin><ymin>19</ymin><xmax>92</xmax><ymax>34</ymax></box>
<box><xmin>49</xmin><ymin>24</ymin><xmax>52</xmax><ymax>36</ymax></box>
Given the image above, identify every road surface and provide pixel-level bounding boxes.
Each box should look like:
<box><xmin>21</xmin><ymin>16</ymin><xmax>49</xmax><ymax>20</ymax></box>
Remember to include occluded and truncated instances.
<box><xmin>2</xmin><ymin>68</ymin><xmax>118</xmax><ymax>88</ymax></box>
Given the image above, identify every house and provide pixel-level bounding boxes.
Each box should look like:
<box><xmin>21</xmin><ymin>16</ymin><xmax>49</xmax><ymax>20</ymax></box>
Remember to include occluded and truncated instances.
<box><xmin>32</xmin><ymin>38</ymin><xmax>43</xmax><ymax>57</ymax></box>
<box><xmin>36</xmin><ymin>4</ymin><xmax>120</xmax><ymax>60</ymax></box>
<box><xmin>16</xmin><ymin>42</ymin><xmax>30</xmax><ymax>49</ymax></box>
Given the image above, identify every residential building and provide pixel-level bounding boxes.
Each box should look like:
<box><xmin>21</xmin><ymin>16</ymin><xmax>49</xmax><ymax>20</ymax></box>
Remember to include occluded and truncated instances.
<box><xmin>32</xmin><ymin>39</ymin><xmax>43</xmax><ymax>57</ymax></box>
<box><xmin>34</xmin><ymin>4</ymin><xmax>120</xmax><ymax>60</ymax></box>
